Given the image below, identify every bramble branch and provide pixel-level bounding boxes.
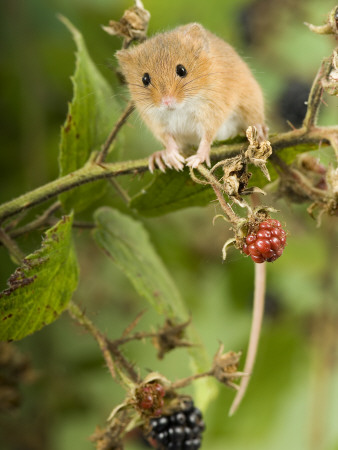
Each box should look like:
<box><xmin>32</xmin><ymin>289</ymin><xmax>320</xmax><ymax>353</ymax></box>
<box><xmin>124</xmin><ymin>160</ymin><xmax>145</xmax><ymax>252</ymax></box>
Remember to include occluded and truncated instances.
<box><xmin>0</xmin><ymin>126</ymin><xmax>336</xmax><ymax>225</ymax></box>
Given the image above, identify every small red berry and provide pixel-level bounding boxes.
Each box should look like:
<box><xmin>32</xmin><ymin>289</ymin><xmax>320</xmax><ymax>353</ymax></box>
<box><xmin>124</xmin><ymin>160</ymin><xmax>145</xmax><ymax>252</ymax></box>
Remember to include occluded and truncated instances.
<box><xmin>255</xmin><ymin>239</ymin><xmax>271</xmax><ymax>254</ymax></box>
<box><xmin>243</xmin><ymin>219</ymin><xmax>287</xmax><ymax>263</ymax></box>
<box><xmin>153</xmin><ymin>383</ymin><xmax>165</xmax><ymax>397</ymax></box>
<box><xmin>140</xmin><ymin>395</ymin><xmax>154</xmax><ymax>409</ymax></box>
<box><xmin>246</xmin><ymin>234</ymin><xmax>256</xmax><ymax>244</ymax></box>
<box><xmin>257</xmin><ymin>229</ymin><xmax>271</xmax><ymax>239</ymax></box>
<box><xmin>242</xmin><ymin>243</ymin><xmax>250</xmax><ymax>255</ymax></box>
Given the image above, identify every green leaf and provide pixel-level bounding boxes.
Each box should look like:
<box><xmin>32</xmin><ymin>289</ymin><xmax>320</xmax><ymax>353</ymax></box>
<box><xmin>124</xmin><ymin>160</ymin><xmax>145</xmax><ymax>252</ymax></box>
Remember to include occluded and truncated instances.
<box><xmin>130</xmin><ymin>169</ymin><xmax>215</xmax><ymax>217</ymax></box>
<box><xmin>58</xmin><ymin>16</ymin><xmax>121</xmax><ymax>213</ymax></box>
<box><xmin>93</xmin><ymin>207</ymin><xmax>186</xmax><ymax>318</ymax></box>
<box><xmin>93</xmin><ymin>207</ymin><xmax>217</xmax><ymax>408</ymax></box>
<box><xmin>0</xmin><ymin>215</ymin><xmax>79</xmax><ymax>341</ymax></box>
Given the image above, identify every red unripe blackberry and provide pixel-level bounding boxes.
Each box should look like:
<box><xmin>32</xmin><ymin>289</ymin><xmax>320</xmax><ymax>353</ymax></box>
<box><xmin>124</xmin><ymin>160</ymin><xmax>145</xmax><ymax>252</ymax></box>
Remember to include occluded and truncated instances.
<box><xmin>243</xmin><ymin>219</ymin><xmax>287</xmax><ymax>263</ymax></box>
<box><xmin>136</xmin><ymin>382</ymin><xmax>166</xmax><ymax>415</ymax></box>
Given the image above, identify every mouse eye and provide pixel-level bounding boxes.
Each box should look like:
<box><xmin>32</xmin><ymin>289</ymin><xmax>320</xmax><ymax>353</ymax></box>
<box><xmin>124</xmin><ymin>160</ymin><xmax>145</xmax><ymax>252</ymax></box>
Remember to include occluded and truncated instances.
<box><xmin>176</xmin><ymin>64</ymin><xmax>187</xmax><ymax>78</ymax></box>
<box><xmin>142</xmin><ymin>73</ymin><xmax>151</xmax><ymax>86</ymax></box>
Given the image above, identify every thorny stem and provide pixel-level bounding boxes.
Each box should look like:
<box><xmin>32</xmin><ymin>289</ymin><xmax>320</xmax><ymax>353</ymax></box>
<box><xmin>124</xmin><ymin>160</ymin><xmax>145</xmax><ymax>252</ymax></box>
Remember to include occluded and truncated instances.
<box><xmin>303</xmin><ymin>59</ymin><xmax>332</xmax><ymax>130</ymax></box>
<box><xmin>171</xmin><ymin>370</ymin><xmax>214</xmax><ymax>389</ymax></box>
<box><xmin>0</xmin><ymin>126</ymin><xmax>336</xmax><ymax>224</ymax></box>
<box><xmin>68</xmin><ymin>301</ymin><xmax>116</xmax><ymax>380</ymax></box>
<box><xmin>112</xmin><ymin>331</ymin><xmax>162</xmax><ymax>346</ymax></box>
<box><xmin>229</xmin><ymin>262</ymin><xmax>267</xmax><ymax>416</ymax></box>
<box><xmin>197</xmin><ymin>165</ymin><xmax>241</xmax><ymax>224</ymax></box>
<box><xmin>106</xmin><ymin>340</ymin><xmax>139</xmax><ymax>383</ymax></box>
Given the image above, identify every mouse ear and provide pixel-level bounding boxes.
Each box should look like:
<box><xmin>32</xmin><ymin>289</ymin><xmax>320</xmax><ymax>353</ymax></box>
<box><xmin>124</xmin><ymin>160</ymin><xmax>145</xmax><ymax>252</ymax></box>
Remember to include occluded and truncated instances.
<box><xmin>182</xmin><ymin>23</ymin><xmax>209</xmax><ymax>52</ymax></box>
<box><xmin>116</xmin><ymin>49</ymin><xmax>132</xmax><ymax>68</ymax></box>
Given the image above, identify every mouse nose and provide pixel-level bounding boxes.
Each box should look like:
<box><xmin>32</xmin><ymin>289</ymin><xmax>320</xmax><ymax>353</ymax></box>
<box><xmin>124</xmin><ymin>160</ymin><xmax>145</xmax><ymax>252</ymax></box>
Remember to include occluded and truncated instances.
<box><xmin>161</xmin><ymin>96</ymin><xmax>176</xmax><ymax>108</ymax></box>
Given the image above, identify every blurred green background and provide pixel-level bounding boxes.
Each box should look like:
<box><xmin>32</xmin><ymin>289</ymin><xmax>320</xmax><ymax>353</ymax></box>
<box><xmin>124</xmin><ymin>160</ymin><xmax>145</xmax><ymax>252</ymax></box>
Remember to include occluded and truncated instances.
<box><xmin>0</xmin><ymin>0</ymin><xmax>337</xmax><ymax>449</ymax></box>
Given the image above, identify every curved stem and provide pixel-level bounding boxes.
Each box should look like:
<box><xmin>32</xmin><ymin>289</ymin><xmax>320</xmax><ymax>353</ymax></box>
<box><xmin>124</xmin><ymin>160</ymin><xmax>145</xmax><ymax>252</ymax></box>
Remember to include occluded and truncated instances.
<box><xmin>229</xmin><ymin>262</ymin><xmax>266</xmax><ymax>416</ymax></box>
<box><xmin>0</xmin><ymin>158</ymin><xmax>149</xmax><ymax>223</ymax></box>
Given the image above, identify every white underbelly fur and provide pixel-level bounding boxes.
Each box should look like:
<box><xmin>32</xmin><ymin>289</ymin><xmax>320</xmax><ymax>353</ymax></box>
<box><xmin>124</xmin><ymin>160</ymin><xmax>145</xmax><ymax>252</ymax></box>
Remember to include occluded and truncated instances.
<box><xmin>215</xmin><ymin>111</ymin><xmax>245</xmax><ymax>140</ymax></box>
<box><xmin>147</xmin><ymin>101</ymin><xmax>245</xmax><ymax>146</ymax></box>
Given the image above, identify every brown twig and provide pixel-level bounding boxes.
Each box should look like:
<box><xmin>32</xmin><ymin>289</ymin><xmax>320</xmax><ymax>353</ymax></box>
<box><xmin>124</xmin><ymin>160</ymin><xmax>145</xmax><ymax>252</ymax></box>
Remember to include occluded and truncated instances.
<box><xmin>68</xmin><ymin>301</ymin><xmax>116</xmax><ymax>380</ymax></box>
<box><xmin>303</xmin><ymin>59</ymin><xmax>332</xmax><ymax>130</ymax></box>
<box><xmin>96</xmin><ymin>101</ymin><xmax>135</xmax><ymax>164</ymax></box>
<box><xmin>8</xmin><ymin>201</ymin><xmax>61</xmax><ymax>239</ymax></box>
<box><xmin>195</xmin><ymin>165</ymin><xmax>241</xmax><ymax>224</ymax></box>
<box><xmin>106</xmin><ymin>340</ymin><xmax>139</xmax><ymax>383</ymax></box>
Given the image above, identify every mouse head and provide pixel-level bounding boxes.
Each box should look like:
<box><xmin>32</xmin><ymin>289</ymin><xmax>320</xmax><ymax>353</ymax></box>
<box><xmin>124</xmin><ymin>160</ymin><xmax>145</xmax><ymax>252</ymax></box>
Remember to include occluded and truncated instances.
<box><xmin>116</xmin><ymin>23</ymin><xmax>210</xmax><ymax>111</ymax></box>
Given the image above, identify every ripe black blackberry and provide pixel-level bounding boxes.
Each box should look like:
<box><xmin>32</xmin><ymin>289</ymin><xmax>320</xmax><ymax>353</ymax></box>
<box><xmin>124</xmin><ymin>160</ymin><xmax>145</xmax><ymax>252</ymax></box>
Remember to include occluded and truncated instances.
<box><xmin>277</xmin><ymin>79</ymin><xmax>311</xmax><ymax>128</ymax></box>
<box><xmin>148</xmin><ymin>400</ymin><xmax>205</xmax><ymax>450</ymax></box>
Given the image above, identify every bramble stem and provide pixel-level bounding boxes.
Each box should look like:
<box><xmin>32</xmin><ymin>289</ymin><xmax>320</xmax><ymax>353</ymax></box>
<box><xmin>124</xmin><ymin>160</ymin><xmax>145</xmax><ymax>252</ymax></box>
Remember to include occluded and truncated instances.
<box><xmin>303</xmin><ymin>59</ymin><xmax>332</xmax><ymax>130</ymax></box>
<box><xmin>68</xmin><ymin>301</ymin><xmax>116</xmax><ymax>380</ymax></box>
<box><xmin>171</xmin><ymin>370</ymin><xmax>214</xmax><ymax>389</ymax></box>
<box><xmin>0</xmin><ymin>126</ymin><xmax>335</xmax><ymax>224</ymax></box>
<box><xmin>197</xmin><ymin>165</ymin><xmax>240</xmax><ymax>224</ymax></box>
<box><xmin>229</xmin><ymin>262</ymin><xmax>266</xmax><ymax>416</ymax></box>
<box><xmin>96</xmin><ymin>101</ymin><xmax>134</xmax><ymax>164</ymax></box>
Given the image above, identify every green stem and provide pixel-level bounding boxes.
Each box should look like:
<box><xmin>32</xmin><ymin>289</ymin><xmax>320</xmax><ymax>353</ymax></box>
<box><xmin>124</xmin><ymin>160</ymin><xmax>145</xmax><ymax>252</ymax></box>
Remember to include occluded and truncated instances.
<box><xmin>0</xmin><ymin>158</ymin><xmax>149</xmax><ymax>223</ymax></box>
<box><xmin>0</xmin><ymin>126</ymin><xmax>336</xmax><ymax>224</ymax></box>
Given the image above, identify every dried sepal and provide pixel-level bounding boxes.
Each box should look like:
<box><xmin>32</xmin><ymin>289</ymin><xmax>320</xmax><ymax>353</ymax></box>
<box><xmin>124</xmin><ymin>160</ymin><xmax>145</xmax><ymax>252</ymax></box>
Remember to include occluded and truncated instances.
<box><xmin>241</xmin><ymin>186</ymin><xmax>267</xmax><ymax>196</ymax></box>
<box><xmin>321</xmin><ymin>51</ymin><xmax>338</xmax><ymax>96</ymax></box>
<box><xmin>212</xmin><ymin>214</ymin><xmax>231</xmax><ymax>226</ymax></box>
<box><xmin>141</xmin><ymin>372</ymin><xmax>171</xmax><ymax>387</ymax></box>
<box><xmin>305</xmin><ymin>6</ymin><xmax>338</xmax><ymax>36</ymax></box>
<box><xmin>212</xmin><ymin>344</ymin><xmax>243</xmax><ymax>389</ymax></box>
<box><xmin>152</xmin><ymin>318</ymin><xmax>193</xmax><ymax>359</ymax></box>
<box><xmin>102</xmin><ymin>0</ymin><xmax>150</xmax><ymax>45</ymax></box>
<box><xmin>107</xmin><ymin>401</ymin><xmax>132</xmax><ymax>423</ymax></box>
<box><xmin>221</xmin><ymin>238</ymin><xmax>236</xmax><ymax>261</ymax></box>
<box><xmin>245</xmin><ymin>126</ymin><xmax>272</xmax><ymax>181</ymax></box>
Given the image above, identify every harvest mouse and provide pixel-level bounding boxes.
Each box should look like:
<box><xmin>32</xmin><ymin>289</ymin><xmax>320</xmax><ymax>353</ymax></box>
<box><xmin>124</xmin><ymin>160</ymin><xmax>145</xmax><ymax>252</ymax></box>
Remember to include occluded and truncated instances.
<box><xmin>116</xmin><ymin>23</ymin><xmax>267</xmax><ymax>172</ymax></box>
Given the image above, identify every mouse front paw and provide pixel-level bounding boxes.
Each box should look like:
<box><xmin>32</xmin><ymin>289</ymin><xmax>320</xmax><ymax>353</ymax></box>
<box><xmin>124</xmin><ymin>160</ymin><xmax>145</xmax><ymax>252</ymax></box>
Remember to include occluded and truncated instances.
<box><xmin>148</xmin><ymin>149</ymin><xmax>185</xmax><ymax>173</ymax></box>
<box><xmin>186</xmin><ymin>153</ymin><xmax>211</xmax><ymax>169</ymax></box>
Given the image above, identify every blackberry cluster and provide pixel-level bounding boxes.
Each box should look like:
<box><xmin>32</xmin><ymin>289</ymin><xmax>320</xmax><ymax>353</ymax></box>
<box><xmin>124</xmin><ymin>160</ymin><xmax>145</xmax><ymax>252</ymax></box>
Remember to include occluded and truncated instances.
<box><xmin>149</xmin><ymin>400</ymin><xmax>205</xmax><ymax>450</ymax></box>
<box><xmin>242</xmin><ymin>219</ymin><xmax>287</xmax><ymax>263</ymax></box>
